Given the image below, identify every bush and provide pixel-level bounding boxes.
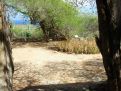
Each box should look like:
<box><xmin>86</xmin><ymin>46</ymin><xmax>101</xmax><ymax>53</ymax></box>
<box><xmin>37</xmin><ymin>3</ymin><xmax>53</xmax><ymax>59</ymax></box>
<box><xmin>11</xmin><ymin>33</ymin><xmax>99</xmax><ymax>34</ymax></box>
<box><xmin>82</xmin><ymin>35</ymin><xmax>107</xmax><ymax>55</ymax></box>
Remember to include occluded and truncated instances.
<box><xmin>11</xmin><ymin>25</ymin><xmax>43</xmax><ymax>40</ymax></box>
<box><xmin>51</xmin><ymin>39</ymin><xmax>99</xmax><ymax>54</ymax></box>
<box><xmin>70</xmin><ymin>15</ymin><xmax>98</xmax><ymax>37</ymax></box>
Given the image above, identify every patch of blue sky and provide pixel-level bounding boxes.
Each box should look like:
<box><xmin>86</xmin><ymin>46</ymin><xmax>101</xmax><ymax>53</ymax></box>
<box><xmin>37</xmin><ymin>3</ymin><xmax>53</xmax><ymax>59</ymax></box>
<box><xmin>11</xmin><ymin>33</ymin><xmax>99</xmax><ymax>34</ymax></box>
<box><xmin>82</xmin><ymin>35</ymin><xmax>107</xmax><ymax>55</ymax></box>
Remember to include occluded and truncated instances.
<box><xmin>79</xmin><ymin>3</ymin><xmax>97</xmax><ymax>15</ymax></box>
<box><xmin>9</xmin><ymin>12</ymin><xmax>30</xmax><ymax>25</ymax></box>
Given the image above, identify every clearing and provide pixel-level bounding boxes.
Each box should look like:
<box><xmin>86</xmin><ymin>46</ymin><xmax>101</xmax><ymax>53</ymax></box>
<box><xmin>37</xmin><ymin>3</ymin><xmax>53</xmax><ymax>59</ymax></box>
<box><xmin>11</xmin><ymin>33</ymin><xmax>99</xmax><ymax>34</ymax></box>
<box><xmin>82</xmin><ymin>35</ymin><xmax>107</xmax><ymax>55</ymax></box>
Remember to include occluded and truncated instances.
<box><xmin>12</xmin><ymin>42</ymin><xmax>107</xmax><ymax>91</ymax></box>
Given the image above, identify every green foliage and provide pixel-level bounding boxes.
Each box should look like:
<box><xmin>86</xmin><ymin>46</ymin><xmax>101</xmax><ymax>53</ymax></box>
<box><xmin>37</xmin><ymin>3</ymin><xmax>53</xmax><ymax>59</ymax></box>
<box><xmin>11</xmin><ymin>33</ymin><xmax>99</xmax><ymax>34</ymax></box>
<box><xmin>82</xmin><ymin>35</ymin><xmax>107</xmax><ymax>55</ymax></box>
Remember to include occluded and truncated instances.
<box><xmin>11</xmin><ymin>25</ymin><xmax>43</xmax><ymax>39</ymax></box>
<box><xmin>6</xmin><ymin>0</ymin><xmax>98</xmax><ymax>39</ymax></box>
<box><xmin>6</xmin><ymin>0</ymin><xmax>82</xmax><ymax>37</ymax></box>
<box><xmin>71</xmin><ymin>15</ymin><xmax>98</xmax><ymax>37</ymax></box>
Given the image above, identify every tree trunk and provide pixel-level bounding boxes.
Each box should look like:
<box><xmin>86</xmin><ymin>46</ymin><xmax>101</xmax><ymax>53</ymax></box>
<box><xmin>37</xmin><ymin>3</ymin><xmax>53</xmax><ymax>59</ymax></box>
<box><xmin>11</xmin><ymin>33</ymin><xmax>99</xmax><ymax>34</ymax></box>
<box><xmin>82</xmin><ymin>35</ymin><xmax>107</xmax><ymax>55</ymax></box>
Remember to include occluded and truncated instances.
<box><xmin>0</xmin><ymin>1</ymin><xmax>14</xmax><ymax>91</ymax></box>
<box><xmin>39</xmin><ymin>20</ymin><xmax>49</xmax><ymax>42</ymax></box>
<box><xmin>30</xmin><ymin>17</ymin><xmax>37</xmax><ymax>25</ymax></box>
<box><xmin>96</xmin><ymin>0</ymin><xmax>121</xmax><ymax>91</ymax></box>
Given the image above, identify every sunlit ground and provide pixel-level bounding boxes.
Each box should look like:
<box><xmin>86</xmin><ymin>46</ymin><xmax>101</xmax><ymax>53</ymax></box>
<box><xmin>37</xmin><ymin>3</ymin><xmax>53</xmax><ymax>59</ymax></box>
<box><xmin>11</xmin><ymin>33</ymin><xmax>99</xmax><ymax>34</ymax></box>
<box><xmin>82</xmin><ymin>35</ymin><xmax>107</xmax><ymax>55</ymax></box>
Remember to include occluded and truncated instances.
<box><xmin>12</xmin><ymin>42</ymin><xmax>106</xmax><ymax>91</ymax></box>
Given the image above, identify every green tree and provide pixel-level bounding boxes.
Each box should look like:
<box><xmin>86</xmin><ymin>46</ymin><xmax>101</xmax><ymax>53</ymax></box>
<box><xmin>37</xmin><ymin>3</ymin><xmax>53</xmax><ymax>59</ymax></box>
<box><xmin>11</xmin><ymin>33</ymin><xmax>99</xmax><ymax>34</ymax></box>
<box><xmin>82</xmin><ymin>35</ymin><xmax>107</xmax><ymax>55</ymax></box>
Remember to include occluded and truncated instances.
<box><xmin>6</xmin><ymin>0</ymin><xmax>81</xmax><ymax>41</ymax></box>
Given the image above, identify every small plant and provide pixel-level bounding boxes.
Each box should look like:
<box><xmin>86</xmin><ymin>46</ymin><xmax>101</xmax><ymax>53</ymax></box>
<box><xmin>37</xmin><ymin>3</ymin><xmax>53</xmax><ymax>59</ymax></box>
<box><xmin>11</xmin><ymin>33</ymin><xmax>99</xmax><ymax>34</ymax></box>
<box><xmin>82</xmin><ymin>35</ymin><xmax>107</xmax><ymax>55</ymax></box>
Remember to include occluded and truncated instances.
<box><xmin>51</xmin><ymin>39</ymin><xmax>99</xmax><ymax>54</ymax></box>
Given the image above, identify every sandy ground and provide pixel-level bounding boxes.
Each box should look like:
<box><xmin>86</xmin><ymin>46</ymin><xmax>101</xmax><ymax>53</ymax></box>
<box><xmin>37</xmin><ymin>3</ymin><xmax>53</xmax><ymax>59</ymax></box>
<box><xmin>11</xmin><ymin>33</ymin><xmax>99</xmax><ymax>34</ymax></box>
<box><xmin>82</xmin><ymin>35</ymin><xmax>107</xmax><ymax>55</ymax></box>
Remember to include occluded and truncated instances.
<box><xmin>12</xmin><ymin>42</ymin><xmax>107</xmax><ymax>91</ymax></box>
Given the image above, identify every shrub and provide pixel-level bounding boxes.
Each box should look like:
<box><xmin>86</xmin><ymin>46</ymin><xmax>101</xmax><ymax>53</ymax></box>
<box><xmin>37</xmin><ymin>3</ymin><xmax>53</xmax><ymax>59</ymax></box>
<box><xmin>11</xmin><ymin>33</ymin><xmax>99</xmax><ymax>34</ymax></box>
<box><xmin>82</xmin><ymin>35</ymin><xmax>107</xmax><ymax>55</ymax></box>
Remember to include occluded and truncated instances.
<box><xmin>51</xmin><ymin>39</ymin><xmax>99</xmax><ymax>54</ymax></box>
<box><xmin>11</xmin><ymin>25</ymin><xmax>43</xmax><ymax>39</ymax></box>
<box><xmin>70</xmin><ymin>15</ymin><xmax>98</xmax><ymax>38</ymax></box>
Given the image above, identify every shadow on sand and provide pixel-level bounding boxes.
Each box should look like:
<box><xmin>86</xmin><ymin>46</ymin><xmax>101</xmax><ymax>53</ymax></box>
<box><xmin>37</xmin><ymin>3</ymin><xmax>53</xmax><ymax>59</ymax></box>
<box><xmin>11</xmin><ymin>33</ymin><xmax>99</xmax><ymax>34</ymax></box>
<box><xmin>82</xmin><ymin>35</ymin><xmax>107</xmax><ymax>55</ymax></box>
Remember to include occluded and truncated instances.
<box><xmin>18</xmin><ymin>81</ymin><xmax>107</xmax><ymax>91</ymax></box>
<box><xmin>14</xmin><ymin>56</ymin><xmax>107</xmax><ymax>91</ymax></box>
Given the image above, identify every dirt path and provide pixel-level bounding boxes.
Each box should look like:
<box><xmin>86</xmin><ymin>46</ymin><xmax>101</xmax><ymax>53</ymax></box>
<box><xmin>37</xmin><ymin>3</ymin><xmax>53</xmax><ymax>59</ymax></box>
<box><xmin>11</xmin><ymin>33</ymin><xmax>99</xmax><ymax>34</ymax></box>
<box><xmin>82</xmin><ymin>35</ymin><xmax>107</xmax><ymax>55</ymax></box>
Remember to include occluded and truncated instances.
<box><xmin>12</xmin><ymin>43</ymin><xmax>107</xmax><ymax>91</ymax></box>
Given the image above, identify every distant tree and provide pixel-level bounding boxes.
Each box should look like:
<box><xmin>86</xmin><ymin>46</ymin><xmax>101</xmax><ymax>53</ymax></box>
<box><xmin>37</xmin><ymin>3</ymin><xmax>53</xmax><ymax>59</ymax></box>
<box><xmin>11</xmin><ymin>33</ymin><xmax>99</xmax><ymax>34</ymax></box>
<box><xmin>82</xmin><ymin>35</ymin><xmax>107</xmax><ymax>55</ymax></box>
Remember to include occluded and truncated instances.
<box><xmin>5</xmin><ymin>0</ymin><xmax>81</xmax><ymax>41</ymax></box>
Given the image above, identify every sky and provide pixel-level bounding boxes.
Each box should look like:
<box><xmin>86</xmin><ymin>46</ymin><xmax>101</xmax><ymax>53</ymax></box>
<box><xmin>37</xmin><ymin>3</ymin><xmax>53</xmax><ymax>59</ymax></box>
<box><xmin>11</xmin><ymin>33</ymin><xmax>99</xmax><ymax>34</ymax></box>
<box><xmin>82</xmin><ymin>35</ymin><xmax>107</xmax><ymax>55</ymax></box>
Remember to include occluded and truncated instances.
<box><xmin>10</xmin><ymin>12</ymin><xmax>30</xmax><ymax>24</ymax></box>
<box><xmin>64</xmin><ymin>0</ymin><xmax>97</xmax><ymax>13</ymax></box>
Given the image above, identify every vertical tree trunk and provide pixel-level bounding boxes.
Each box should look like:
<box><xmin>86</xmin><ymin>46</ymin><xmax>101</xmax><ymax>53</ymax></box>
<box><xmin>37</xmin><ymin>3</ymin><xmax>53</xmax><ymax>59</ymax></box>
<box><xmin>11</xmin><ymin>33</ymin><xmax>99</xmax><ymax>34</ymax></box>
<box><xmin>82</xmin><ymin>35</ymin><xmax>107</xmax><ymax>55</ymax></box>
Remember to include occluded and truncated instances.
<box><xmin>30</xmin><ymin>17</ymin><xmax>37</xmax><ymax>25</ymax></box>
<box><xmin>96</xmin><ymin>0</ymin><xmax>121</xmax><ymax>91</ymax></box>
<box><xmin>0</xmin><ymin>0</ymin><xmax>14</xmax><ymax>91</ymax></box>
<box><xmin>39</xmin><ymin>20</ymin><xmax>49</xmax><ymax>42</ymax></box>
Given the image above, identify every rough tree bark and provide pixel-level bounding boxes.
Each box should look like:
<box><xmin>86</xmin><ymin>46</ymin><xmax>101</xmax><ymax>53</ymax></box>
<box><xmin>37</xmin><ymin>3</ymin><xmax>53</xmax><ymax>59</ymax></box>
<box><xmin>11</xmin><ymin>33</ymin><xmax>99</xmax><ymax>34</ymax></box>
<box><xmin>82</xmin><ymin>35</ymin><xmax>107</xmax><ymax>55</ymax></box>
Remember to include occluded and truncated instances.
<box><xmin>39</xmin><ymin>20</ymin><xmax>49</xmax><ymax>42</ymax></box>
<box><xmin>0</xmin><ymin>0</ymin><xmax>14</xmax><ymax>91</ymax></box>
<box><xmin>96</xmin><ymin>0</ymin><xmax>121</xmax><ymax>91</ymax></box>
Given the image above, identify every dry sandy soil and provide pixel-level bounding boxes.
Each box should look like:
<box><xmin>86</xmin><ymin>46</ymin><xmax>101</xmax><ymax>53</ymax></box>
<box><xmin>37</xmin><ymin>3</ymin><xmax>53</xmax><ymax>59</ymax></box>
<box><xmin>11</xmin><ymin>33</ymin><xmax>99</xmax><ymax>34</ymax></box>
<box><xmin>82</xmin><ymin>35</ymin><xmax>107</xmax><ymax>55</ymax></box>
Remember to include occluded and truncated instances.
<box><xmin>12</xmin><ymin>42</ymin><xmax>107</xmax><ymax>91</ymax></box>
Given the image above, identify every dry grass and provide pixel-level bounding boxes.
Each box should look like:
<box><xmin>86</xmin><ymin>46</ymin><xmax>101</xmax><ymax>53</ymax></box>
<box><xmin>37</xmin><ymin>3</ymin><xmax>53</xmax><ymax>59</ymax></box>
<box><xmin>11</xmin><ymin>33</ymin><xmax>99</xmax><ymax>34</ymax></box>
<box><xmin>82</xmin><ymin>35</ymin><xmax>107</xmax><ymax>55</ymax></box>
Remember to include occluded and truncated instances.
<box><xmin>51</xmin><ymin>39</ymin><xmax>99</xmax><ymax>54</ymax></box>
